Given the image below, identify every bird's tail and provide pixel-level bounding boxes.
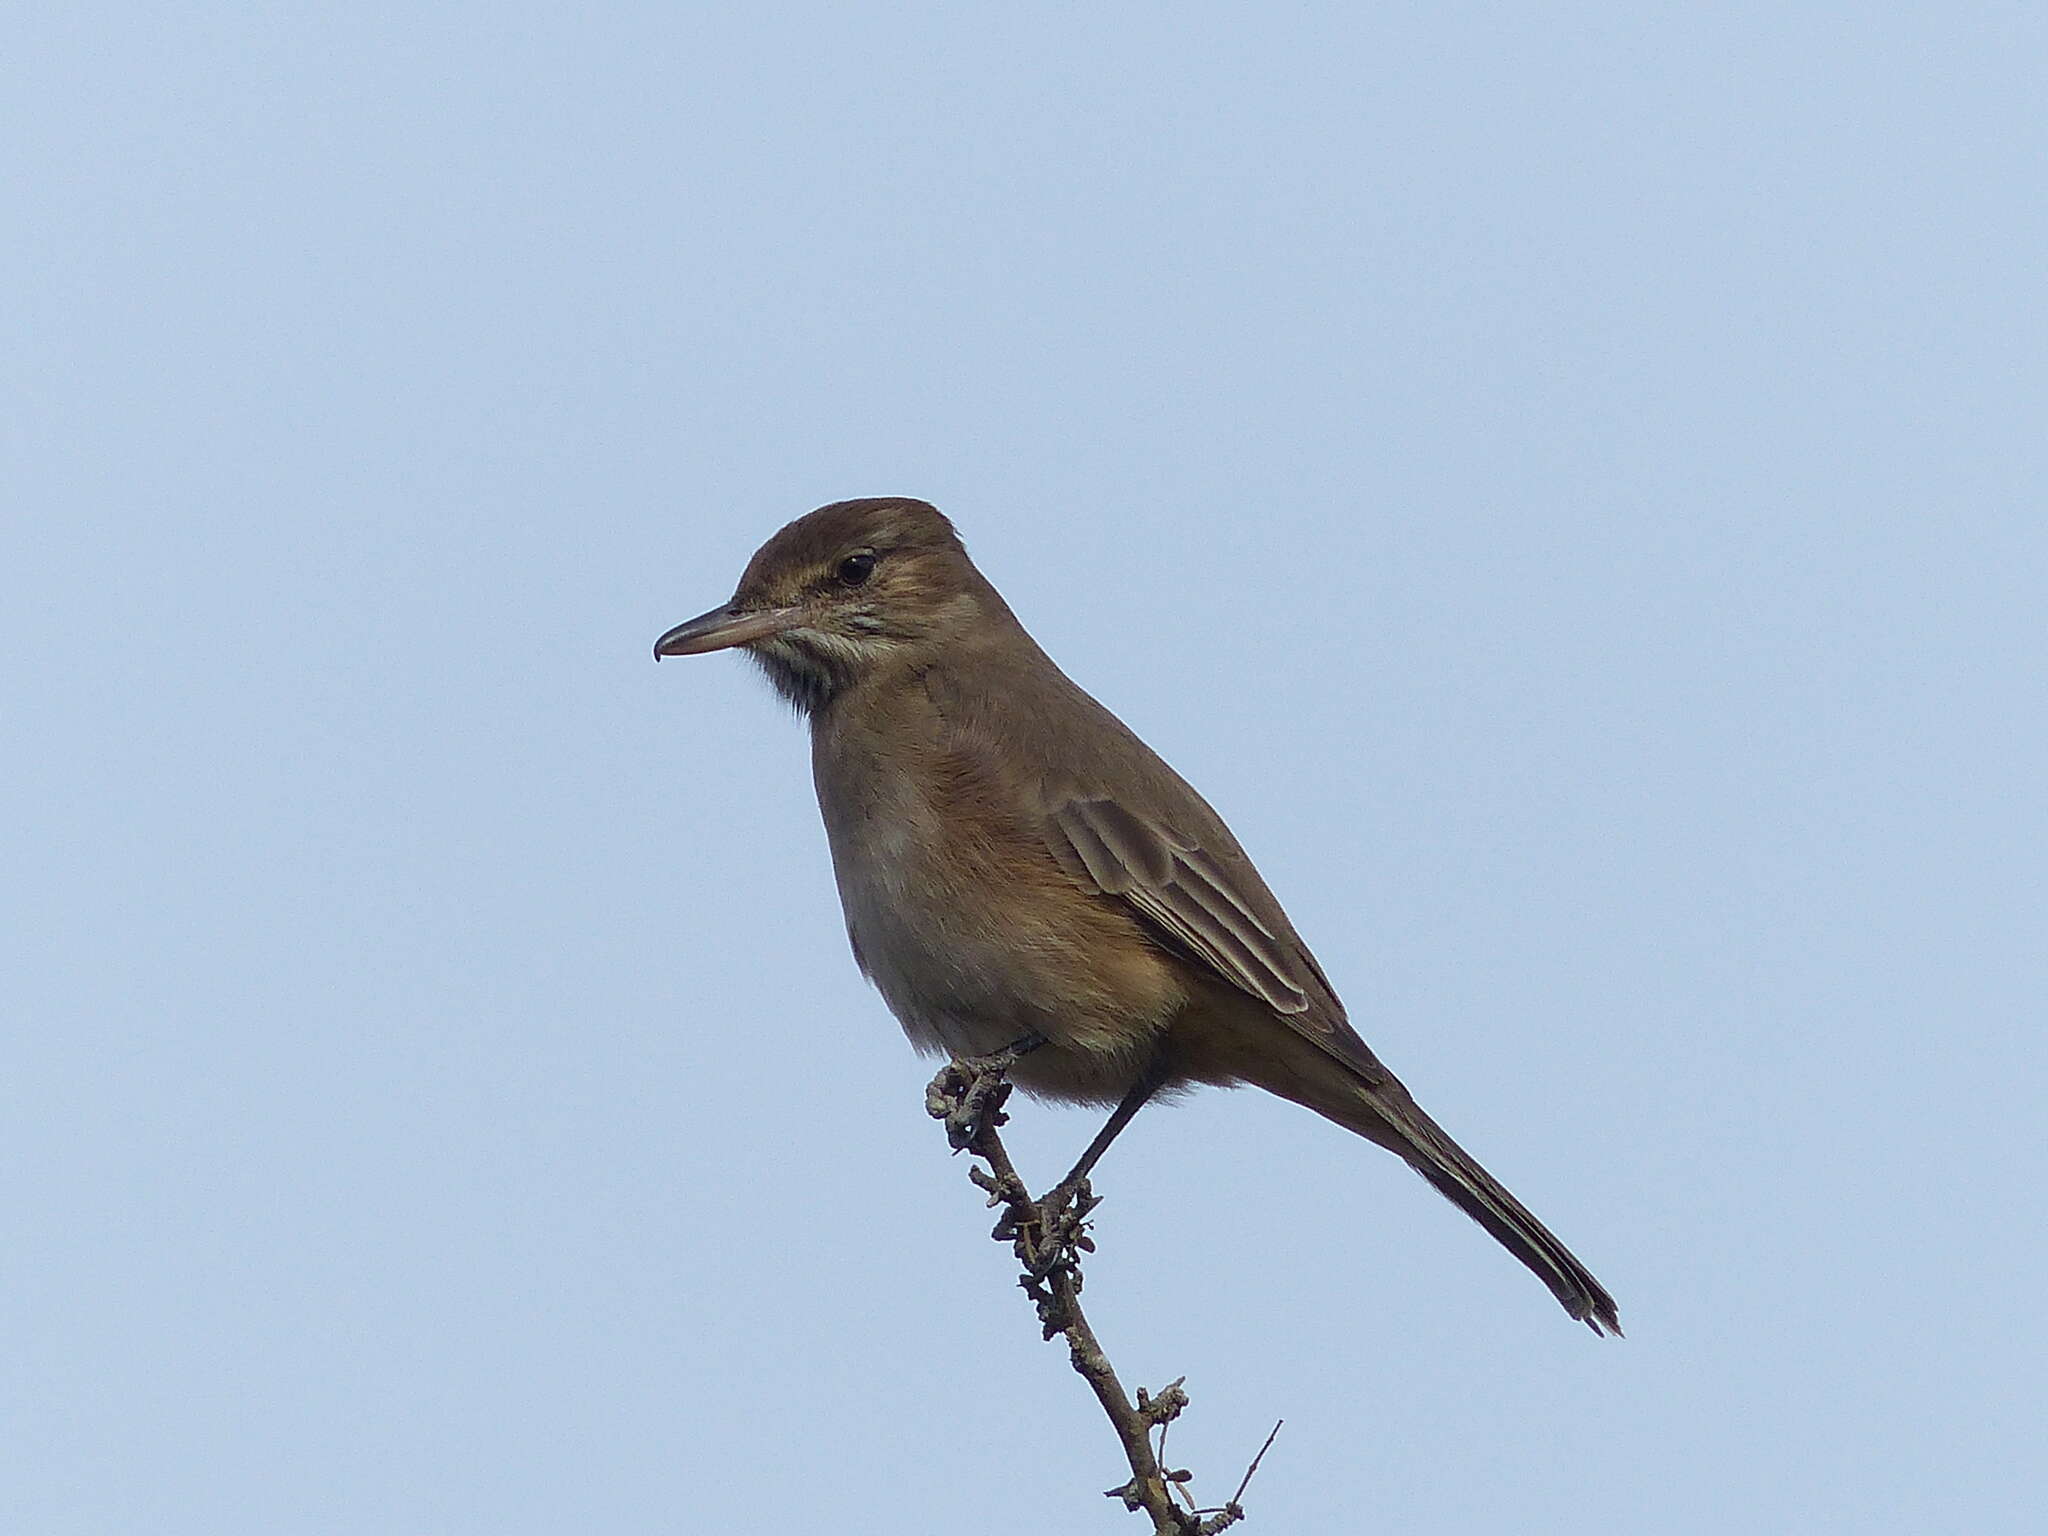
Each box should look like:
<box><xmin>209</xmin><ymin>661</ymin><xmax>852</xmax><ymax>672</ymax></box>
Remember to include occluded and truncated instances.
<box><xmin>1327</xmin><ymin>1083</ymin><xmax>1622</xmax><ymax>1336</ymax></box>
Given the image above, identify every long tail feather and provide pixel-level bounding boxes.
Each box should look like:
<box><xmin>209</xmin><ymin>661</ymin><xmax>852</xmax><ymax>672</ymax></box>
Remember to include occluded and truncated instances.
<box><xmin>1340</xmin><ymin>1087</ymin><xmax>1622</xmax><ymax>1335</ymax></box>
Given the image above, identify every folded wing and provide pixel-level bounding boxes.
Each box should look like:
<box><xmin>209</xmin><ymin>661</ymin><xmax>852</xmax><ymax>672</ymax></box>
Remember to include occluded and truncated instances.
<box><xmin>1047</xmin><ymin>795</ymin><xmax>1311</xmax><ymax>1016</ymax></box>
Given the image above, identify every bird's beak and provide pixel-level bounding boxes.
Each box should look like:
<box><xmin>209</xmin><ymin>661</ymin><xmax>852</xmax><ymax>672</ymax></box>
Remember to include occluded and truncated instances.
<box><xmin>652</xmin><ymin>602</ymin><xmax>805</xmax><ymax>659</ymax></box>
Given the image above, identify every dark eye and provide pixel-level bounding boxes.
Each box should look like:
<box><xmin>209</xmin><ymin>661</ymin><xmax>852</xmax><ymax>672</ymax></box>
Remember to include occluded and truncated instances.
<box><xmin>835</xmin><ymin>551</ymin><xmax>876</xmax><ymax>587</ymax></box>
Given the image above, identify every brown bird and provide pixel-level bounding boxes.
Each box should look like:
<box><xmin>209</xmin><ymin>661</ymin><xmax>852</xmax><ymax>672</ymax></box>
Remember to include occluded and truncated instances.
<box><xmin>655</xmin><ymin>497</ymin><xmax>1620</xmax><ymax>1335</ymax></box>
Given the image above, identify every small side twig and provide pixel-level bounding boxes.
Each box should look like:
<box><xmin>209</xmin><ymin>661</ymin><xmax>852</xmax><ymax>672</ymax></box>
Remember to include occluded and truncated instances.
<box><xmin>926</xmin><ymin>1053</ymin><xmax>1281</xmax><ymax>1534</ymax></box>
<box><xmin>1190</xmin><ymin>1420</ymin><xmax>1284</xmax><ymax>1531</ymax></box>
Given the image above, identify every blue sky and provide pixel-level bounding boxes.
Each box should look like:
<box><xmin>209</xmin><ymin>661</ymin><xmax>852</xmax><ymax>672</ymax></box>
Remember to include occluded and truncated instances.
<box><xmin>5</xmin><ymin>5</ymin><xmax>2043</xmax><ymax>1532</ymax></box>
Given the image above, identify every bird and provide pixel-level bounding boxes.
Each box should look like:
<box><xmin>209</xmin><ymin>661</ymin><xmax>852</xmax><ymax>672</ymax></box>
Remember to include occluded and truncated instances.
<box><xmin>654</xmin><ymin>496</ymin><xmax>1620</xmax><ymax>1335</ymax></box>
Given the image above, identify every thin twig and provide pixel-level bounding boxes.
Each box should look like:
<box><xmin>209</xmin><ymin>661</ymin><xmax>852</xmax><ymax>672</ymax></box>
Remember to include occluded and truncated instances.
<box><xmin>926</xmin><ymin>1052</ymin><xmax>1276</xmax><ymax>1534</ymax></box>
<box><xmin>1188</xmin><ymin>1419</ymin><xmax>1285</xmax><ymax>1533</ymax></box>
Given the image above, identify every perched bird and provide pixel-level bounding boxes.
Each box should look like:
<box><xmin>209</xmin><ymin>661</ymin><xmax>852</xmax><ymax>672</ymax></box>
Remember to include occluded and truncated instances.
<box><xmin>655</xmin><ymin>497</ymin><xmax>1620</xmax><ymax>1335</ymax></box>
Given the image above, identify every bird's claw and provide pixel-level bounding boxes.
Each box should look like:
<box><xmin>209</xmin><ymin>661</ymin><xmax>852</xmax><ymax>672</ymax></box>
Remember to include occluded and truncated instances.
<box><xmin>925</xmin><ymin>1041</ymin><xmax>1038</xmax><ymax>1150</ymax></box>
<box><xmin>1000</xmin><ymin>1178</ymin><xmax>1100</xmax><ymax>1282</ymax></box>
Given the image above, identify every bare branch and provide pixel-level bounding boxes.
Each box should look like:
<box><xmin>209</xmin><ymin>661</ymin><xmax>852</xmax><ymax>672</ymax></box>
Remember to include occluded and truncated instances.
<box><xmin>926</xmin><ymin>1052</ymin><xmax>1280</xmax><ymax>1534</ymax></box>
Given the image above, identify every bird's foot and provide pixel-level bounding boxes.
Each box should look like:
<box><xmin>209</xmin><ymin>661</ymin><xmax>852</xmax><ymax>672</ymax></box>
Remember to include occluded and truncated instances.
<box><xmin>1034</xmin><ymin>1173</ymin><xmax>1092</xmax><ymax>1222</ymax></box>
<box><xmin>925</xmin><ymin>1057</ymin><xmax>1009</xmax><ymax>1151</ymax></box>
<box><xmin>1004</xmin><ymin>1178</ymin><xmax>1101</xmax><ymax>1285</ymax></box>
<box><xmin>924</xmin><ymin>1036</ymin><xmax>1042</xmax><ymax>1151</ymax></box>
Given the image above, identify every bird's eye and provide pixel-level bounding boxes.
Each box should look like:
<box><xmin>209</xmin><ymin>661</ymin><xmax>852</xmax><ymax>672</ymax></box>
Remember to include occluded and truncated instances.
<box><xmin>836</xmin><ymin>552</ymin><xmax>877</xmax><ymax>587</ymax></box>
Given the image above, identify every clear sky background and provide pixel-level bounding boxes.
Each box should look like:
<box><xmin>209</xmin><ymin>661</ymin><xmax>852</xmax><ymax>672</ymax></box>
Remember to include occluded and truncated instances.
<box><xmin>5</xmin><ymin>5</ymin><xmax>2042</xmax><ymax>1533</ymax></box>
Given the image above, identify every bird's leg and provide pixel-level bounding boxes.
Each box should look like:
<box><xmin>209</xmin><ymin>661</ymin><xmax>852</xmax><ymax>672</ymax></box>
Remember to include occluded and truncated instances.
<box><xmin>1010</xmin><ymin>1064</ymin><xmax>1169</xmax><ymax>1284</ymax></box>
<box><xmin>1040</xmin><ymin>1060</ymin><xmax>1170</xmax><ymax>1213</ymax></box>
<box><xmin>925</xmin><ymin>1033</ymin><xmax>1046</xmax><ymax>1151</ymax></box>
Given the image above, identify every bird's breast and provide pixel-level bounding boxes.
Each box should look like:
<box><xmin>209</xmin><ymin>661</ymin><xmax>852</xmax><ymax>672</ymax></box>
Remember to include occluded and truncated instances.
<box><xmin>808</xmin><ymin>707</ymin><xmax>1182</xmax><ymax>1094</ymax></box>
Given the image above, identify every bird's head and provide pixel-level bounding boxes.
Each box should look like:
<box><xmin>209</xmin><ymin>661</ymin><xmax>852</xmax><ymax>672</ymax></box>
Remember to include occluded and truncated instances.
<box><xmin>654</xmin><ymin>497</ymin><xmax>1000</xmax><ymax>713</ymax></box>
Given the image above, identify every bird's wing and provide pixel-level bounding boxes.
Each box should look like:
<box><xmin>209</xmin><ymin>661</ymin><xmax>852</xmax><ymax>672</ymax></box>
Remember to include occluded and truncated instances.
<box><xmin>1046</xmin><ymin>795</ymin><xmax>1315</xmax><ymax>1017</ymax></box>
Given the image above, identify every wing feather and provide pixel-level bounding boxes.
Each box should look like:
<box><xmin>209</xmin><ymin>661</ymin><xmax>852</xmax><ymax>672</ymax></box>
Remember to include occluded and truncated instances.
<box><xmin>1049</xmin><ymin>797</ymin><xmax>1311</xmax><ymax>1015</ymax></box>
